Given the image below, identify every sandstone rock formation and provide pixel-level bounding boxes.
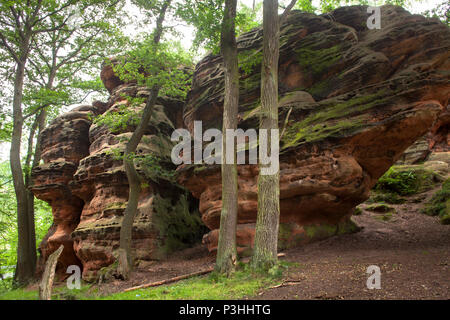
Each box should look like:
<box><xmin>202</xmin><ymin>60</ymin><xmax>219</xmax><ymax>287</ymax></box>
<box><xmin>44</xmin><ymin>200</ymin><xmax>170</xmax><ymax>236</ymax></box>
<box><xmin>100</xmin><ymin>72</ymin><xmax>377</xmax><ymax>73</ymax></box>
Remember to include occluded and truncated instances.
<box><xmin>398</xmin><ymin>103</ymin><xmax>449</xmax><ymax>164</ymax></box>
<box><xmin>32</xmin><ymin>84</ymin><xmax>204</xmax><ymax>281</ymax></box>
<box><xmin>178</xmin><ymin>5</ymin><xmax>450</xmax><ymax>253</ymax></box>
<box><xmin>32</xmin><ymin>5</ymin><xmax>449</xmax><ymax>278</ymax></box>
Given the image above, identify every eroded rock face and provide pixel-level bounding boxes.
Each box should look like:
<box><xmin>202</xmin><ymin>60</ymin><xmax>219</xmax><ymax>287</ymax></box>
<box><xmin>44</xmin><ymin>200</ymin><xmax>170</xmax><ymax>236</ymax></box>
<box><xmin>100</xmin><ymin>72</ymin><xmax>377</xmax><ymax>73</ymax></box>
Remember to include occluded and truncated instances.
<box><xmin>31</xmin><ymin>105</ymin><xmax>95</xmax><ymax>275</ymax></box>
<box><xmin>33</xmin><ymin>5</ymin><xmax>449</xmax><ymax>274</ymax></box>
<box><xmin>398</xmin><ymin>103</ymin><xmax>449</xmax><ymax>164</ymax></box>
<box><xmin>178</xmin><ymin>5</ymin><xmax>450</xmax><ymax>252</ymax></box>
<box><xmin>32</xmin><ymin>83</ymin><xmax>203</xmax><ymax>281</ymax></box>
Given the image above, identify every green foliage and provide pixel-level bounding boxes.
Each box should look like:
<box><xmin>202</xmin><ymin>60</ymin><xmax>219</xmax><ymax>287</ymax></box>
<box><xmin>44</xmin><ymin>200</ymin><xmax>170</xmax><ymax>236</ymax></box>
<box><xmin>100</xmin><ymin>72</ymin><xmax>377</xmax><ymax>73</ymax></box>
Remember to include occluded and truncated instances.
<box><xmin>138</xmin><ymin>154</ymin><xmax>175</xmax><ymax>183</ymax></box>
<box><xmin>422</xmin><ymin>0</ymin><xmax>449</xmax><ymax>26</ymax></box>
<box><xmin>0</xmin><ymin>162</ymin><xmax>52</xmax><ymax>289</ymax></box>
<box><xmin>94</xmin><ymin>98</ymin><xmax>144</xmax><ymax>134</ymax></box>
<box><xmin>365</xmin><ymin>203</ymin><xmax>397</xmax><ymax>223</ymax></box>
<box><xmin>374</xmin><ymin>211</ymin><xmax>394</xmax><ymax>221</ymax></box>
<box><xmin>235</xmin><ymin>1</ymin><xmax>261</xmax><ymax>35</ymax></box>
<box><xmin>0</xmin><ymin>113</ymin><xmax>12</xmax><ymax>142</ymax></box>
<box><xmin>295</xmin><ymin>0</ymin><xmax>317</xmax><ymax>12</ymax></box>
<box><xmin>175</xmin><ymin>0</ymin><xmax>224</xmax><ymax>54</ymax></box>
<box><xmin>0</xmin><ymin>287</ymin><xmax>38</xmax><ymax>300</ymax></box>
<box><xmin>111</xmin><ymin>40</ymin><xmax>193</xmax><ymax>99</ymax></box>
<box><xmin>423</xmin><ymin>179</ymin><xmax>450</xmax><ymax>224</ymax></box>
<box><xmin>238</xmin><ymin>48</ymin><xmax>263</xmax><ymax>76</ymax></box>
<box><xmin>102</xmin><ymin>264</ymin><xmax>281</xmax><ymax>300</ymax></box>
<box><xmin>0</xmin><ymin>261</ymin><xmax>294</xmax><ymax>300</ymax></box>
<box><xmin>177</xmin><ymin>0</ymin><xmax>261</xmax><ymax>55</ymax></box>
<box><xmin>0</xmin><ymin>0</ymin><xmax>129</xmax><ymax>157</ymax></box>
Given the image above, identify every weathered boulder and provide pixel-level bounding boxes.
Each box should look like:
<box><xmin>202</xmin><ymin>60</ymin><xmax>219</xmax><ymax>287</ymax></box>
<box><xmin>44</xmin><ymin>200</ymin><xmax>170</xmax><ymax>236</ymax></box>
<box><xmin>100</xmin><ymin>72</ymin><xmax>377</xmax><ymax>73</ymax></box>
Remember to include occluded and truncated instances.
<box><xmin>178</xmin><ymin>5</ymin><xmax>450</xmax><ymax>253</ymax></box>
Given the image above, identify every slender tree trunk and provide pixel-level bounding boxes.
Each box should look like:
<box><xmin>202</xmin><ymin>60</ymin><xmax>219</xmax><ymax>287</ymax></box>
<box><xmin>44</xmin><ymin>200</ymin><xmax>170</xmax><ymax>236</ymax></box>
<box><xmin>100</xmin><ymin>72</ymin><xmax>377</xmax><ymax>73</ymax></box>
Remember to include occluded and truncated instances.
<box><xmin>23</xmin><ymin>114</ymin><xmax>40</xmax><ymax>276</ymax></box>
<box><xmin>117</xmin><ymin>0</ymin><xmax>170</xmax><ymax>280</ymax></box>
<box><xmin>117</xmin><ymin>86</ymin><xmax>160</xmax><ymax>279</ymax></box>
<box><xmin>251</xmin><ymin>0</ymin><xmax>280</xmax><ymax>270</ymax></box>
<box><xmin>24</xmin><ymin>73</ymin><xmax>52</xmax><ymax>273</ymax></box>
<box><xmin>23</xmin><ymin>109</ymin><xmax>47</xmax><ymax>275</ymax></box>
<box><xmin>11</xmin><ymin>59</ymin><xmax>35</xmax><ymax>286</ymax></box>
<box><xmin>216</xmin><ymin>0</ymin><xmax>239</xmax><ymax>275</ymax></box>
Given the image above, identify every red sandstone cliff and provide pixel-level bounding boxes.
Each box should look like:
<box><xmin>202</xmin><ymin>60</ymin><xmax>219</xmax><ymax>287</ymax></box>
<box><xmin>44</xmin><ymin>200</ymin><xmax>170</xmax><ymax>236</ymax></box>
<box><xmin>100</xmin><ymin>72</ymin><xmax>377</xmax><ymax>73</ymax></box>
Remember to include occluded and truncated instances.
<box><xmin>31</xmin><ymin>5</ymin><xmax>449</xmax><ymax>280</ymax></box>
<box><xmin>178</xmin><ymin>5</ymin><xmax>450</xmax><ymax>253</ymax></box>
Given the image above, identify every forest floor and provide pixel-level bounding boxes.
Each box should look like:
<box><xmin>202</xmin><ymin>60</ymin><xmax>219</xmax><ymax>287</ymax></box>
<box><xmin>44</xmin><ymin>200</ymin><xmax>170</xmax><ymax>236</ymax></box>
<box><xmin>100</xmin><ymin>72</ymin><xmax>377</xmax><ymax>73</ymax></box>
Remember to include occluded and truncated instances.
<box><xmin>2</xmin><ymin>185</ymin><xmax>448</xmax><ymax>300</ymax></box>
<box><xmin>253</xmin><ymin>186</ymin><xmax>450</xmax><ymax>300</ymax></box>
<box><xmin>93</xmin><ymin>185</ymin><xmax>449</xmax><ymax>300</ymax></box>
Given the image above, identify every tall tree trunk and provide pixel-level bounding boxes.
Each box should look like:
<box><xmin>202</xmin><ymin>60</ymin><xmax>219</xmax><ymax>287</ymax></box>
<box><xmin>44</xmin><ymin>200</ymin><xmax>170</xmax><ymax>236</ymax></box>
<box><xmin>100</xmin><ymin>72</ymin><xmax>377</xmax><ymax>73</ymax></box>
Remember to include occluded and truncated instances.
<box><xmin>23</xmin><ymin>114</ymin><xmax>40</xmax><ymax>277</ymax></box>
<box><xmin>116</xmin><ymin>0</ymin><xmax>170</xmax><ymax>280</ymax></box>
<box><xmin>11</xmin><ymin>59</ymin><xmax>35</xmax><ymax>286</ymax></box>
<box><xmin>216</xmin><ymin>0</ymin><xmax>239</xmax><ymax>275</ymax></box>
<box><xmin>23</xmin><ymin>109</ymin><xmax>47</xmax><ymax>275</ymax></box>
<box><xmin>117</xmin><ymin>86</ymin><xmax>160</xmax><ymax>280</ymax></box>
<box><xmin>251</xmin><ymin>0</ymin><xmax>280</xmax><ymax>270</ymax></box>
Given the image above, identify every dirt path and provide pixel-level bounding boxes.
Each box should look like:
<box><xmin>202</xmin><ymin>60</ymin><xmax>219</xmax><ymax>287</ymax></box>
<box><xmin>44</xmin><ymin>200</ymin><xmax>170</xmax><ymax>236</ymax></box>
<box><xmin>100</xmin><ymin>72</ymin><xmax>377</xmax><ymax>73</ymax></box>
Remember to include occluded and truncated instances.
<box><xmin>92</xmin><ymin>186</ymin><xmax>449</xmax><ymax>299</ymax></box>
<box><xmin>253</xmin><ymin>187</ymin><xmax>449</xmax><ymax>300</ymax></box>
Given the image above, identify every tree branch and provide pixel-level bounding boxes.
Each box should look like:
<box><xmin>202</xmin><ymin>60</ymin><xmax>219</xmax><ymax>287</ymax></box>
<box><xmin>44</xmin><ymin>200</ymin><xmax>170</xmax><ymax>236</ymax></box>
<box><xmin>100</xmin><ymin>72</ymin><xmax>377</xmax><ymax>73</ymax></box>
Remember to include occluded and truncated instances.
<box><xmin>24</xmin><ymin>104</ymin><xmax>49</xmax><ymax>120</ymax></box>
<box><xmin>0</xmin><ymin>31</ymin><xmax>20</xmax><ymax>63</ymax></box>
<box><xmin>280</xmin><ymin>0</ymin><xmax>298</xmax><ymax>24</ymax></box>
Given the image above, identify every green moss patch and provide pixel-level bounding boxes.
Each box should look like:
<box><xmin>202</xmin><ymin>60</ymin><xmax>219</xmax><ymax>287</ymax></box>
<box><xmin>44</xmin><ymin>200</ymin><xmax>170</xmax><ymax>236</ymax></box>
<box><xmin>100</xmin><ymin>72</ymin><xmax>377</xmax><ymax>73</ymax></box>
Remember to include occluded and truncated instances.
<box><xmin>374</xmin><ymin>211</ymin><xmax>394</xmax><ymax>222</ymax></box>
<box><xmin>353</xmin><ymin>207</ymin><xmax>363</xmax><ymax>215</ymax></box>
<box><xmin>366</xmin><ymin>203</ymin><xmax>395</xmax><ymax>213</ymax></box>
<box><xmin>281</xmin><ymin>92</ymin><xmax>388</xmax><ymax>149</ymax></box>
<box><xmin>375</xmin><ymin>165</ymin><xmax>442</xmax><ymax>196</ymax></box>
<box><xmin>296</xmin><ymin>44</ymin><xmax>341</xmax><ymax>76</ymax></box>
<box><xmin>367</xmin><ymin>192</ymin><xmax>406</xmax><ymax>204</ymax></box>
<box><xmin>423</xmin><ymin>179</ymin><xmax>450</xmax><ymax>225</ymax></box>
<box><xmin>365</xmin><ymin>203</ymin><xmax>396</xmax><ymax>222</ymax></box>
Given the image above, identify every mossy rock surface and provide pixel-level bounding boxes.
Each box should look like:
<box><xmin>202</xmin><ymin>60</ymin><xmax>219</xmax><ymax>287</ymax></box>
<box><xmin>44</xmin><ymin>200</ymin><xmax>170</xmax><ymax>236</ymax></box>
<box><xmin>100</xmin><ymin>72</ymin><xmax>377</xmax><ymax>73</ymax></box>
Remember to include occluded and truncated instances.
<box><xmin>367</xmin><ymin>192</ymin><xmax>405</xmax><ymax>204</ymax></box>
<box><xmin>366</xmin><ymin>203</ymin><xmax>395</xmax><ymax>213</ymax></box>
<box><xmin>374</xmin><ymin>211</ymin><xmax>394</xmax><ymax>222</ymax></box>
<box><xmin>423</xmin><ymin>179</ymin><xmax>450</xmax><ymax>225</ymax></box>
<box><xmin>375</xmin><ymin>165</ymin><xmax>443</xmax><ymax>196</ymax></box>
<box><xmin>353</xmin><ymin>207</ymin><xmax>363</xmax><ymax>216</ymax></box>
